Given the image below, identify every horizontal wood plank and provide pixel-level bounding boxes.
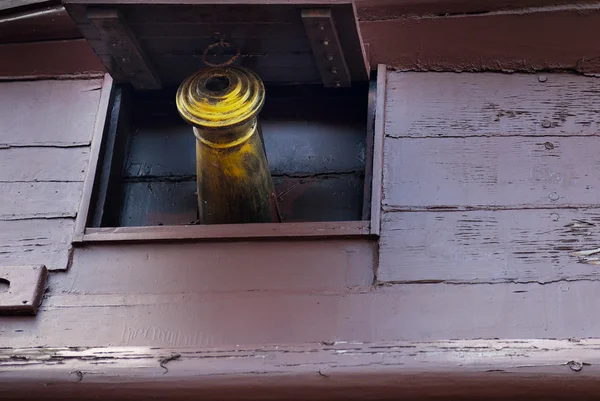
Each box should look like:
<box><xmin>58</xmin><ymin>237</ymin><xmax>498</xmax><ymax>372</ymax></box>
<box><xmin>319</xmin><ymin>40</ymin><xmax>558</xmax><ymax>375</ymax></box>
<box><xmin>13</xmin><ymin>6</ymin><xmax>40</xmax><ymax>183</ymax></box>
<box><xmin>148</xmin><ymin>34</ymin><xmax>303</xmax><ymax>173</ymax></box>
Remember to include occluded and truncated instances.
<box><xmin>0</xmin><ymin>39</ymin><xmax>105</xmax><ymax>80</ymax></box>
<box><xmin>3</xmin><ymin>339</ymin><xmax>600</xmax><ymax>401</ymax></box>
<box><xmin>0</xmin><ymin>182</ymin><xmax>82</xmax><ymax>220</ymax></box>
<box><xmin>0</xmin><ymin>219</ymin><xmax>75</xmax><ymax>271</ymax></box>
<box><xmin>0</xmin><ymin>78</ymin><xmax>103</xmax><ymax>146</ymax></box>
<box><xmin>378</xmin><ymin>209</ymin><xmax>600</xmax><ymax>283</ymax></box>
<box><xmin>5</xmin><ymin>280</ymin><xmax>600</xmax><ymax>347</ymax></box>
<box><xmin>362</xmin><ymin>6</ymin><xmax>600</xmax><ymax>74</ymax></box>
<box><xmin>384</xmin><ymin>72</ymin><xmax>600</xmax><ymax>138</ymax></box>
<box><xmin>0</xmin><ymin>147</ymin><xmax>89</xmax><ymax>182</ymax></box>
<box><xmin>56</xmin><ymin>239</ymin><xmax>374</xmax><ymax>293</ymax></box>
<box><xmin>84</xmin><ymin>221</ymin><xmax>371</xmax><ymax>241</ymax></box>
<box><xmin>383</xmin><ymin>136</ymin><xmax>600</xmax><ymax>208</ymax></box>
<box><xmin>0</xmin><ymin>5</ymin><xmax>80</xmax><ymax>44</ymax></box>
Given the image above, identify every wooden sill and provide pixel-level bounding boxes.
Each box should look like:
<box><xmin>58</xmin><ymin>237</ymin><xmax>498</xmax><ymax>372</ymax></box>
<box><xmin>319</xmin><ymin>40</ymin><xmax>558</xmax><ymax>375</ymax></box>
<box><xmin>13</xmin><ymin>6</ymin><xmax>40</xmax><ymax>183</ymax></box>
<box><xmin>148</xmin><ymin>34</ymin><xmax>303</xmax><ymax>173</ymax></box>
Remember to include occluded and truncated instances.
<box><xmin>79</xmin><ymin>220</ymin><xmax>371</xmax><ymax>243</ymax></box>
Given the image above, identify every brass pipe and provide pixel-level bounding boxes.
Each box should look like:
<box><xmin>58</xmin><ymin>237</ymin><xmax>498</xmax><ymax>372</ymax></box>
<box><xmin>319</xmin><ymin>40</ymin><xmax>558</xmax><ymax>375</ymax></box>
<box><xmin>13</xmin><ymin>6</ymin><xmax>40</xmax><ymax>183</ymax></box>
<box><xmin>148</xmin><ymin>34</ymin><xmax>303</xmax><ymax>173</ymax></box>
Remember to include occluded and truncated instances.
<box><xmin>176</xmin><ymin>66</ymin><xmax>278</xmax><ymax>224</ymax></box>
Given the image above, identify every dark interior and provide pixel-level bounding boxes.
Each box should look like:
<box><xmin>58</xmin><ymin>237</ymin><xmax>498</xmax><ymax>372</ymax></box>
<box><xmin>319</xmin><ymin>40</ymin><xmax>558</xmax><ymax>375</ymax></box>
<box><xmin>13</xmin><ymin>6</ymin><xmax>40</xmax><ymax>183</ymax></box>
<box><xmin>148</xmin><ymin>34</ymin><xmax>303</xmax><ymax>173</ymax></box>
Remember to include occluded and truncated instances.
<box><xmin>91</xmin><ymin>82</ymin><xmax>369</xmax><ymax>227</ymax></box>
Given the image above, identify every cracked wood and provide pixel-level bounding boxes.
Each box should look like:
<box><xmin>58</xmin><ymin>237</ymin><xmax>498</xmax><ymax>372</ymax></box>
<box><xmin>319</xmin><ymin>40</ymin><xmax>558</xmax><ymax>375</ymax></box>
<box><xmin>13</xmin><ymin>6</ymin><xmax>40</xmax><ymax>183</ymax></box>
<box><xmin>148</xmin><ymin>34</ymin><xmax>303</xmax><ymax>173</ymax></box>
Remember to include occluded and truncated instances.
<box><xmin>383</xmin><ymin>136</ymin><xmax>600</xmax><ymax>208</ymax></box>
<box><xmin>0</xmin><ymin>219</ymin><xmax>75</xmax><ymax>271</ymax></box>
<box><xmin>6</xmin><ymin>281</ymin><xmax>600</xmax><ymax>347</ymax></box>
<box><xmin>0</xmin><ymin>79</ymin><xmax>103</xmax><ymax>147</ymax></box>
<box><xmin>378</xmin><ymin>209</ymin><xmax>600</xmax><ymax>283</ymax></box>
<box><xmin>384</xmin><ymin>72</ymin><xmax>600</xmax><ymax>138</ymax></box>
<box><xmin>2</xmin><ymin>339</ymin><xmax>600</xmax><ymax>400</ymax></box>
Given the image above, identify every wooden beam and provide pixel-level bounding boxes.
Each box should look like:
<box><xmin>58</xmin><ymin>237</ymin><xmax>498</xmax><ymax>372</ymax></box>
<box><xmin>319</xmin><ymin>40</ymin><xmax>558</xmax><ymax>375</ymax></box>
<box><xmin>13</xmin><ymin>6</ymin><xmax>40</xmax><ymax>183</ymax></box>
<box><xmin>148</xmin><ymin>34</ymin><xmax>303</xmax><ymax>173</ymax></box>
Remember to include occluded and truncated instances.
<box><xmin>1</xmin><ymin>339</ymin><xmax>600</xmax><ymax>399</ymax></box>
<box><xmin>301</xmin><ymin>9</ymin><xmax>351</xmax><ymax>87</ymax></box>
<box><xmin>87</xmin><ymin>8</ymin><xmax>160</xmax><ymax>89</ymax></box>
<box><xmin>0</xmin><ymin>39</ymin><xmax>104</xmax><ymax>80</ymax></box>
<box><xmin>82</xmin><ymin>221</ymin><xmax>371</xmax><ymax>242</ymax></box>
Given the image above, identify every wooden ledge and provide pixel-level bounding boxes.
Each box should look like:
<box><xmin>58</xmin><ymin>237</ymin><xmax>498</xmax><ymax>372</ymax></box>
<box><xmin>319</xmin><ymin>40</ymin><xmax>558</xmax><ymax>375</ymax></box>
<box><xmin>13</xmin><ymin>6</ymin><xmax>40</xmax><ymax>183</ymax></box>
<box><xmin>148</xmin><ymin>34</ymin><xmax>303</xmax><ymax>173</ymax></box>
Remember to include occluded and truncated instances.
<box><xmin>80</xmin><ymin>220</ymin><xmax>372</xmax><ymax>243</ymax></box>
<box><xmin>1</xmin><ymin>339</ymin><xmax>600</xmax><ymax>400</ymax></box>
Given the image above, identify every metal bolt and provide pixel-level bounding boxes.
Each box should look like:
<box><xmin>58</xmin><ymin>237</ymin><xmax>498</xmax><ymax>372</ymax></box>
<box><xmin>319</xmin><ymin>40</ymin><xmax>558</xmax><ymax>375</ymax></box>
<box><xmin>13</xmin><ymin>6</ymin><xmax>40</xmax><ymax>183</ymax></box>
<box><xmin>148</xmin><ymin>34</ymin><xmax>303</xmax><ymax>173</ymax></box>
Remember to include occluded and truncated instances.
<box><xmin>333</xmin><ymin>81</ymin><xmax>341</xmax><ymax>88</ymax></box>
<box><xmin>323</xmin><ymin>39</ymin><xmax>330</xmax><ymax>46</ymax></box>
<box><xmin>542</xmin><ymin>121</ymin><xmax>551</xmax><ymax>128</ymax></box>
<box><xmin>331</xmin><ymin>67</ymin><xmax>338</xmax><ymax>75</ymax></box>
<box><xmin>317</xmin><ymin>23</ymin><xmax>325</xmax><ymax>30</ymax></box>
<box><xmin>538</xmin><ymin>75</ymin><xmax>547</xmax><ymax>82</ymax></box>
<box><xmin>121</xmin><ymin>57</ymin><xmax>130</xmax><ymax>64</ymax></box>
<box><xmin>326</xmin><ymin>54</ymin><xmax>334</xmax><ymax>61</ymax></box>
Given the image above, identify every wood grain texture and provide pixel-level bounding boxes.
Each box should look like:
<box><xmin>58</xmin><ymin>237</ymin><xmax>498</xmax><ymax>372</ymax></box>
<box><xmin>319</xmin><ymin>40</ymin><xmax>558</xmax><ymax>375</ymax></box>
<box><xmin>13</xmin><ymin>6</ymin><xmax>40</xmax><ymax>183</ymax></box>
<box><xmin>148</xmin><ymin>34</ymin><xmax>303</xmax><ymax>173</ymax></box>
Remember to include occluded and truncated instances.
<box><xmin>6</xmin><ymin>281</ymin><xmax>600</xmax><ymax>347</ymax></box>
<box><xmin>87</xmin><ymin>8</ymin><xmax>161</xmax><ymax>89</ymax></box>
<box><xmin>0</xmin><ymin>182</ymin><xmax>82</xmax><ymax>220</ymax></box>
<box><xmin>361</xmin><ymin>5</ymin><xmax>600</xmax><ymax>74</ymax></box>
<box><xmin>0</xmin><ymin>39</ymin><xmax>105</xmax><ymax>80</ymax></box>
<box><xmin>0</xmin><ymin>79</ymin><xmax>103</xmax><ymax>146</ymax></box>
<box><xmin>0</xmin><ymin>0</ymin><xmax>52</xmax><ymax>12</ymax></box>
<box><xmin>378</xmin><ymin>209</ymin><xmax>600</xmax><ymax>283</ymax></box>
<box><xmin>0</xmin><ymin>147</ymin><xmax>89</xmax><ymax>182</ymax></box>
<box><xmin>384</xmin><ymin>72</ymin><xmax>600</xmax><ymax>138</ymax></box>
<box><xmin>56</xmin><ymin>239</ymin><xmax>375</xmax><ymax>293</ymax></box>
<box><xmin>383</xmin><ymin>136</ymin><xmax>600</xmax><ymax>209</ymax></box>
<box><xmin>85</xmin><ymin>220</ymin><xmax>370</xmax><ymax>241</ymax></box>
<box><xmin>370</xmin><ymin>64</ymin><xmax>386</xmax><ymax>235</ymax></box>
<box><xmin>0</xmin><ymin>5</ymin><xmax>80</xmax><ymax>44</ymax></box>
<box><xmin>355</xmin><ymin>0</ymin><xmax>600</xmax><ymax>19</ymax></box>
<box><xmin>3</xmin><ymin>339</ymin><xmax>600</xmax><ymax>400</ymax></box>
<box><xmin>73</xmin><ymin>74</ymin><xmax>113</xmax><ymax>241</ymax></box>
<box><xmin>0</xmin><ymin>219</ymin><xmax>75</xmax><ymax>271</ymax></box>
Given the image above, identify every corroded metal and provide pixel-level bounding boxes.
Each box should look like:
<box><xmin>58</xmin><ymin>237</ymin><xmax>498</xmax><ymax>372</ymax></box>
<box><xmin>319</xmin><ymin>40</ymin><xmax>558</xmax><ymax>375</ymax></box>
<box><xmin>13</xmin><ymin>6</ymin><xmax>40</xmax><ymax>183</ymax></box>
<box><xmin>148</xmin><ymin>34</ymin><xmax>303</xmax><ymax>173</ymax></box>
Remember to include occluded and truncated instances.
<box><xmin>176</xmin><ymin>66</ymin><xmax>278</xmax><ymax>224</ymax></box>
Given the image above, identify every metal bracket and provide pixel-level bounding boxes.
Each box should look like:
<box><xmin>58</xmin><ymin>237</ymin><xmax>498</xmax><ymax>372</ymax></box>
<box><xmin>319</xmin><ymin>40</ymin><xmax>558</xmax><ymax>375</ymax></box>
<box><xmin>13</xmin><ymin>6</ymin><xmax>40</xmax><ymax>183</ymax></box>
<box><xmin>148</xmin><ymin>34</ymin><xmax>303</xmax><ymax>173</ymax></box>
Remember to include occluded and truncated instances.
<box><xmin>0</xmin><ymin>265</ymin><xmax>47</xmax><ymax>315</ymax></box>
<box><xmin>87</xmin><ymin>8</ymin><xmax>161</xmax><ymax>90</ymax></box>
<box><xmin>301</xmin><ymin>9</ymin><xmax>351</xmax><ymax>88</ymax></box>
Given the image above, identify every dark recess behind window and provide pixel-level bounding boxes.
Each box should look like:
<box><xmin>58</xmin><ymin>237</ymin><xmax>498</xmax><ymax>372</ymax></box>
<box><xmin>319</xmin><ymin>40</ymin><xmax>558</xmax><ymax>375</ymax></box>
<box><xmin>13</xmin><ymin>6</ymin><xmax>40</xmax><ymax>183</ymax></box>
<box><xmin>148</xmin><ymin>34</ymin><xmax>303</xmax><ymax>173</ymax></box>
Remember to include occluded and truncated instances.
<box><xmin>94</xmin><ymin>83</ymin><xmax>368</xmax><ymax>227</ymax></box>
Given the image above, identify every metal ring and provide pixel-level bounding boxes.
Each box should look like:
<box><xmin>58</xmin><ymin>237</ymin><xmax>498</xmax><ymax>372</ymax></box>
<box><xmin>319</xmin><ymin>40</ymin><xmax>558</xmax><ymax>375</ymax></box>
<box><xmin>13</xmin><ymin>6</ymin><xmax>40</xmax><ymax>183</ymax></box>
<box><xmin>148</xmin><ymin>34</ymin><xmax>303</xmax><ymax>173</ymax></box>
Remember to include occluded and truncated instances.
<box><xmin>202</xmin><ymin>40</ymin><xmax>241</xmax><ymax>67</ymax></box>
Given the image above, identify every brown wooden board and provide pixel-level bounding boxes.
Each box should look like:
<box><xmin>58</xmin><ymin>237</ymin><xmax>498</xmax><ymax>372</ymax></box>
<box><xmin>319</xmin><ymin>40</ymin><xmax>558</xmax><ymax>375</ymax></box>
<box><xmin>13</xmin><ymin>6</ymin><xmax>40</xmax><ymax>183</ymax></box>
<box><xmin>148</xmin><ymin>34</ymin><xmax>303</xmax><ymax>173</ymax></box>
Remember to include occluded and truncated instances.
<box><xmin>0</xmin><ymin>265</ymin><xmax>47</xmax><ymax>315</ymax></box>
<box><xmin>0</xmin><ymin>5</ymin><xmax>80</xmax><ymax>44</ymax></box>
<box><xmin>361</xmin><ymin>5</ymin><xmax>600</xmax><ymax>74</ymax></box>
<box><xmin>7</xmin><ymin>281</ymin><xmax>600</xmax><ymax>347</ymax></box>
<box><xmin>55</xmin><ymin>239</ymin><xmax>374</xmax><ymax>293</ymax></box>
<box><xmin>378</xmin><ymin>209</ymin><xmax>600</xmax><ymax>283</ymax></box>
<box><xmin>0</xmin><ymin>182</ymin><xmax>82</xmax><ymax>220</ymax></box>
<box><xmin>0</xmin><ymin>219</ymin><xmax>75</xmax><ymax>271</ymax></box>
<box><xmin>355</xmin><ymin>0</ymin><xmax>600</xmax><ymax>18</ymax></box>
<box><xmin>0</xmin><ymin>79</ymin><xmax>103</xmax><ymax>146</ymax></box>
<box><xmin>383</xmin><ymin>136</ymin><xmax>600</xmax><ymax>209</ymax></box>
<box><xmin>0</xmin><ymin>39</ymin><xmax>105</xmax><ymax>80</ymax></box>
<box><xmin>0</xmin><ymin>147</ymin><xmax>89</xmax><ymax>182</ymax></box>
<box><xmin>64</xmin><ymin>2</ymin><xmax>368</xmax><ymax>85</ymax></box>
<box><xmin>384</xmin><ymin>72</ymin><xmax>600</xmax><ymax>138</ymax></box>
<box><xmin>4</xmin><ymin>340</ymin><xmax>600</xmax><ymax>400</ymax></box>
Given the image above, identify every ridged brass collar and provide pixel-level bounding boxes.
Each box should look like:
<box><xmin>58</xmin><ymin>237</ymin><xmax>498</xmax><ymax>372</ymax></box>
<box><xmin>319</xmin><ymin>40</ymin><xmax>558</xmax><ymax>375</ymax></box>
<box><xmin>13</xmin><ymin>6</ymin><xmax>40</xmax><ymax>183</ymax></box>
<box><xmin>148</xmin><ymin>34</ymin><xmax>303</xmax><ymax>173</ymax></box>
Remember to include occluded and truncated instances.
<box><xmin>176</xmin><ymin>66</ymin><xmax>265</xmax><ymax>129</ymax></box>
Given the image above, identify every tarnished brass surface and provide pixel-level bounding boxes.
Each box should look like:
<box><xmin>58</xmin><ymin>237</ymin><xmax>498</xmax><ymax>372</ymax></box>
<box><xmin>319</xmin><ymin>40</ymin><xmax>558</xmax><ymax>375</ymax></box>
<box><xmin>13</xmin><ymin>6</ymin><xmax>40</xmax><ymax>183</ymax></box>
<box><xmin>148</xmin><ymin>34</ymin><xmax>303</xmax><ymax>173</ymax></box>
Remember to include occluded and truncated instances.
<box><xmin>176</xmin><ymin>66</ymin><xmax>278</xmax><ymax>224</ymax></box>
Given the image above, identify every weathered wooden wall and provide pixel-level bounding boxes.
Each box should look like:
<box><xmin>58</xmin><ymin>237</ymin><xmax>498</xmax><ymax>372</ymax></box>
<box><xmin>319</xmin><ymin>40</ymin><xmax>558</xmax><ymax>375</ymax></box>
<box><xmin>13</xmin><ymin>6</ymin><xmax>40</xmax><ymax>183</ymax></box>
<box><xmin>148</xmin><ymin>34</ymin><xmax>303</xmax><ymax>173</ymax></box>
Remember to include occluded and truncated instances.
<box><xmin>3</xmin><ymin>70</ymin><xmax>600</xmax><ymax>350</ymax></box>
<box><xmin>0</xmin><ymin>79</ymin><xmax>102</xmax><ymax>270</ymax></box>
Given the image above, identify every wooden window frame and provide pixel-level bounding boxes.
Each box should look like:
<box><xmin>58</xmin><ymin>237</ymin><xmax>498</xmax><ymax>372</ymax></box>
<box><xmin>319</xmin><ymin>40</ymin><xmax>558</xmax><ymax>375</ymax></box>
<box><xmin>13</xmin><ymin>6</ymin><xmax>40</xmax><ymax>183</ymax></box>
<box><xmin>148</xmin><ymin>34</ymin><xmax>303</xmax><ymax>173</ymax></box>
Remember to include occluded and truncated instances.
<box><xmin>73</xmin><ymin>65</ymin><xmax>386</xmax><ymax>243</ymax></box>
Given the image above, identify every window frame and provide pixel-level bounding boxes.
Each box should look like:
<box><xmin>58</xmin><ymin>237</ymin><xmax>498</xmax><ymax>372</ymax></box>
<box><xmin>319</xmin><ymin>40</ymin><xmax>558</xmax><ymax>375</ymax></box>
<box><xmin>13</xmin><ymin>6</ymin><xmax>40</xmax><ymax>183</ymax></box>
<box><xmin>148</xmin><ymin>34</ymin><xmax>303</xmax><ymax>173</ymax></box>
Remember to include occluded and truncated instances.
<box><xmin>73</xmin><ymin>65</ymin><xmax>386</xmax><ymax>243</ymax></box>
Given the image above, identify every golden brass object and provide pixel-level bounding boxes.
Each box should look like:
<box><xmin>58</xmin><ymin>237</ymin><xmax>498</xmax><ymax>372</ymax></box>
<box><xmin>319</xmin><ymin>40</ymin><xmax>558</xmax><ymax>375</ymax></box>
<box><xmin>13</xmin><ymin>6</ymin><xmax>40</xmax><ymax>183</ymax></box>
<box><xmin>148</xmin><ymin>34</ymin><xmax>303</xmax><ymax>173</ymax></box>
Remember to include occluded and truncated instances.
<box><xmin>176</xmin><ymin>66</ymin><xmax>278</xmax><ymax>224</ymax></box>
